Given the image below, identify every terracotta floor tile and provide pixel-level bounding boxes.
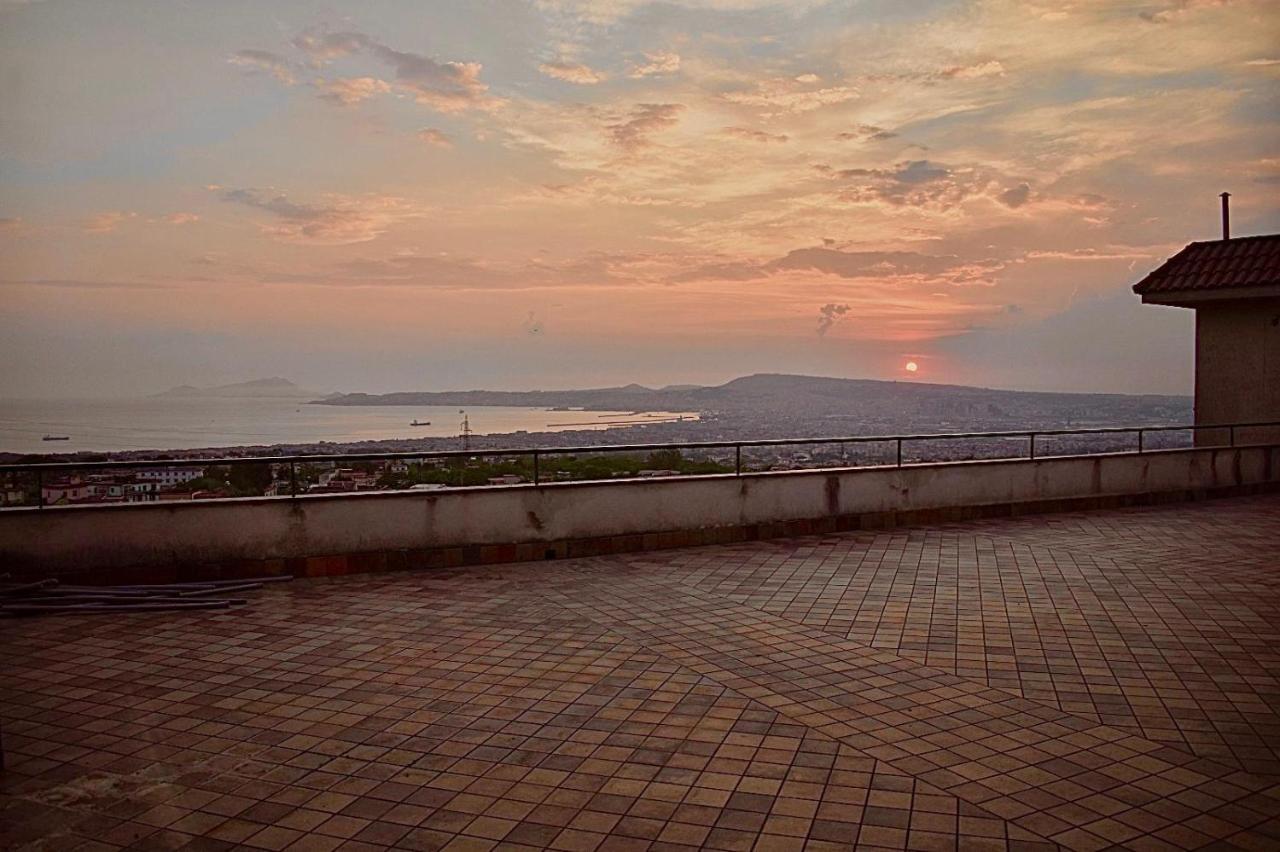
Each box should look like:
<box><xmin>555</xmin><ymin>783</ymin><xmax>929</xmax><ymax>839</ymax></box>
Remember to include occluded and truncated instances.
<box><xmin>3</xmin><ymin>494</ymin><xmax>1278</xmax><ymax>851</ymax></box>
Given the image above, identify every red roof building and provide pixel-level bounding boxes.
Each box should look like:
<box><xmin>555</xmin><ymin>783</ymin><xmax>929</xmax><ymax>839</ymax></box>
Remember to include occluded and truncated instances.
<box><xmin>1133</xmin><ymin>228</ymin><xmax>1280</xmax><ymax>445</ymax></box>
<box><xmin>1133</xmin><ymin>234</ymin><xmax>1280</xmax><ymax>303</ymax></box>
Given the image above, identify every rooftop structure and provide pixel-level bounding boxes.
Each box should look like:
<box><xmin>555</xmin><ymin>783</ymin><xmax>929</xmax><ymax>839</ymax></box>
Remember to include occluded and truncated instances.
<box><xmin>2</xmin><ymin>495</ymin><xmax>1279</xmax><ymax>850</ymax></box>
<box><xmin>1132</xmin><ymin>203</ymin><xmax>1280</xmax><ymax>445</ymax></box>
<box><xmin>1133</xmin><ymin>233</ymin><xmax>1280</xmax><ymax>304</ymax></box>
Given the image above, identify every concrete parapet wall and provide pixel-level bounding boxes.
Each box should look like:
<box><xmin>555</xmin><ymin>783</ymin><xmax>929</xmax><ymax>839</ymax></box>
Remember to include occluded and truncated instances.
<box><xmin>3</xmin><ymin>446</ymin><xmax>1277</xmax><ymax>582</ymax></box>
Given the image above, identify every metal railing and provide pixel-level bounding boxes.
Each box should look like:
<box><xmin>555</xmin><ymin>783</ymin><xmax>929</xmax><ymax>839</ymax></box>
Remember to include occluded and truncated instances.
<box><xmin>2</xmin><ymin>420</ymin><xmax>1277</xmax><ymax>509</ymax></box>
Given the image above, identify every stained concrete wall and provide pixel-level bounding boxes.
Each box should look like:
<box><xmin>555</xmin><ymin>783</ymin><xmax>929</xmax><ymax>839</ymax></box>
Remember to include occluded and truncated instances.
<box><xmin>2</xmin><ymin>445</ymin><xmax>1276</xmax><ymax>581</ymax></box>
<box><xmin>1195</xmin><ymin>298</ymin><xmax>1280</xmax><ymax>446</ymax></box>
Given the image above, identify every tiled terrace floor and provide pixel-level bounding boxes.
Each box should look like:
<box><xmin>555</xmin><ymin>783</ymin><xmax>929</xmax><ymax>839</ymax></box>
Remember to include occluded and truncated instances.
<box><xmin>3</xmin><ymin>494</ymin><xmax>1279</xmax><ymax>851</ymax></box>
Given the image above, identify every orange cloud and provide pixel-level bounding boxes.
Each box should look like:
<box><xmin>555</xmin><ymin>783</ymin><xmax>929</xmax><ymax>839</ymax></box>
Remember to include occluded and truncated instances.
<box><xmin>606</xmin><ymin>103</ymin><xmax>685</xmax><ymax>151</ymax></box>
<box><xmin>539</xmin><ymin>61</ymin><xmax>606</xmax><ymax>84</ymax></box>
<box><xmin>723</xmin><ymin>74</ymin><xmax>858</xmax><ymax>114</ymax></box>
<box><xmin>362</xmin><ymin>39</ymin><xmax>493</xmax><ymax>112</ymax></box>
<box><xmin>219</xmin><ymin>189</ymin><xmax>426</xmax><ymax>244</ymax></box>
<box><xmin>416</xmin><ymin>128</ymin><xmax>453</xmax><ymax>148</ymax></box>
<box><xmin>82</xmin><ymin>211</ymin><xmax>137</xmax><ymax>233</ymax></box>
<box><xmin>723</xmin><ymin>126</ymin><xmax>789</xmax><ymax>144</ymax></box>
<box><xmin>628</xmin><ymin>50</ymin><xmax>680</xmax><ymax>78</ymax></box>
<box><xmin>240</xmin><ymin>31</ymin><xmax>495</xmax><ymax>112</ymax></box>
<box><xmin>228</xmin><ymin>49</ymin><xmax>296</xmax><ymax>85</ymax></box>
<box><xmin>315</xmin><ymin>76</ymin><xmax>391</xmax><ymax>106</ymax></box>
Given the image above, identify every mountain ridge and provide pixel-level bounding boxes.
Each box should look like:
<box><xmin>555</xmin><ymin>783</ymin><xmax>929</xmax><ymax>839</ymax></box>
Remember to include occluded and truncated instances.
<box><xmin>153</xmin><ymin>378</ymin><xmax>331</xmax><ymax>399</ymax></box>
<box><xmin>315</xmin><ymin>373</ymin><xmax>1189</xmax><ymax>424</ymax></box>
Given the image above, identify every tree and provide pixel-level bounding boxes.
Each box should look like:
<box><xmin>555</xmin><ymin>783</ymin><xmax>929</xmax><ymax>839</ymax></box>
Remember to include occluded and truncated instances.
<box><xmin>173</xmin><ymin>475</ymin><xmax>225</xmax><ymax>493</ymax></box>
<box><xmin>645</xmin><ymin>449</ymin><xmax>684</xmax><ymax>470</ymax></box>
<box><xmin>228</xmin><ymin>463</ymin><xmax>273</xmax><ymax>495</ymax></box>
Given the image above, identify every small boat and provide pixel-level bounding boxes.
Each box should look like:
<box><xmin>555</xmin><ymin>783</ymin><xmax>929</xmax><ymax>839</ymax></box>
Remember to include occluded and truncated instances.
<box><xmin>42</xmin><ymin>435</ymin><xmax>71</xmax><ymax>441</ymax></box>
<box><xmin>410</xmin><ymin>419</ymin><xmax>431</xmax><ymax>426</ymax></box>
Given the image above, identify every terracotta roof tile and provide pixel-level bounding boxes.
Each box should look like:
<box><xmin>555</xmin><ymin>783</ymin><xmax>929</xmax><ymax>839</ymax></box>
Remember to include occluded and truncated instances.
<box><xmin>1132</xmin><ymin>233</ymin><xmax>1280</xmax><ymax>295</ymax></box>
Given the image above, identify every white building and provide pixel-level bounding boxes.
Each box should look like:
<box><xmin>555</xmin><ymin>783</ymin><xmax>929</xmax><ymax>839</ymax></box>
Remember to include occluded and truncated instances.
<box><xmin>87</xmin><ymin>479</ymin><xmax>157</xmax><ymax>502</ymax></box>
<box><xmin>136</xmin><ymin>466</ymin><xmax>204</xmax><ymax>487</ymax></box>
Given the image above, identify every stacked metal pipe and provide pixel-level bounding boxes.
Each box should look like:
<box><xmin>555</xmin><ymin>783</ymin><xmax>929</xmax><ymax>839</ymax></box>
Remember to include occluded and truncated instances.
<box><xmin>0</xmin><ymin>574</ymin><xmax>291</xmax><ymax>617</ymax></box>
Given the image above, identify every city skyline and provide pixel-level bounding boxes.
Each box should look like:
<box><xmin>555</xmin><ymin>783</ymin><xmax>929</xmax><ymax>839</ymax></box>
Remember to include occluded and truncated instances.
<box><xmin>2</xmin><ymin>0</ymin><xmax>1279</xmax><ymax>398</ymax></box>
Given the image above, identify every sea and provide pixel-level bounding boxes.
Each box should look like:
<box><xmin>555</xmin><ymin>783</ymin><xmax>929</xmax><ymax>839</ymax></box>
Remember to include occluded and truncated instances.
<box><xmin>0</xmin><ymin>397</ymin><xmax>698</xmax><ymax>455</ymax></box>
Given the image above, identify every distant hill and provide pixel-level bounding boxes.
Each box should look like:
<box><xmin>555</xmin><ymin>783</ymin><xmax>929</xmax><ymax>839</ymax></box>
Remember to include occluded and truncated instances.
<box><xmin>153</xmin><ymin>377</ymin><xmax>329</xmax><ymax>400</ymax></box>
<box><xmin>316</xmin><ymin>372</ymin><xmax>1190</xmax><ymax>426</ymax></box>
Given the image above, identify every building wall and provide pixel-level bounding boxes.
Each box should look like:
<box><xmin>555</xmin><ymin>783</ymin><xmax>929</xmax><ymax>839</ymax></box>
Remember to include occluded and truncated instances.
<box><xmin>1195</xmin><ymin>298</ymin><xmax>1280</xmax><ymax>445</ymax></box>
<box><xmin>2</xmin><ymin>445</ymin><xmax>1276</xmax><ymax>582</ymax></box>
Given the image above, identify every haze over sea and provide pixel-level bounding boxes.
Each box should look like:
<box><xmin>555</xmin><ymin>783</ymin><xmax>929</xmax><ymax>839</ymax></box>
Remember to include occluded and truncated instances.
<box><xmin>0</xmin><ymin>397</ymin><xmax>694</xmax><ymax>455</ymax></box>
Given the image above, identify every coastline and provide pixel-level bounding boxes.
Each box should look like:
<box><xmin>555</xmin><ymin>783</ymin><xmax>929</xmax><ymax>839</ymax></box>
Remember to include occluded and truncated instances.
<box><xmin>0</xmin><ymin>418</ymin><xmax>722</xmax><ymax>464</ymax></box>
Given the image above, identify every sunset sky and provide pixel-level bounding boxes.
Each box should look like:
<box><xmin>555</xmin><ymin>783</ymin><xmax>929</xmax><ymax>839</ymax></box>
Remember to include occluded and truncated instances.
<box><xmin>2</xmin><ymin>0</ymin><xmax>1277</xmax><ymax>398</ymax></box>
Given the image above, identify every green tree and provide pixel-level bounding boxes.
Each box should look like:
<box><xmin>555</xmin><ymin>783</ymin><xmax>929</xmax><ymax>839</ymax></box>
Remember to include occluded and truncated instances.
<box><xmin>228</xmin><ymin>463</ymin><xmax>273</xmax><ymax>495</ymax></box>
<box><xmin>645</xmin><ymin>449</ymin><xmax>684</xmax><ymax>470</ymax></box>
<box><xmin>173</xmin><ymin>475</ymin><xmax>226</xmax><ymax>493</ymax></box>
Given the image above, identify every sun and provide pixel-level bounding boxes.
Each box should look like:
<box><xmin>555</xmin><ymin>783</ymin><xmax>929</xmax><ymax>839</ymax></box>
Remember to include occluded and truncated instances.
<box><xmin>904</xmin><ymin>361</ymin><xmax>919</xmax><ymax>373</ymax></box>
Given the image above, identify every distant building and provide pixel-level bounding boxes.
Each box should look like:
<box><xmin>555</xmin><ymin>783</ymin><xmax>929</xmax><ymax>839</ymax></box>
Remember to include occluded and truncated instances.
<box><xmin>264</xmin><ymin>480</ymin><xmax>294</xmax><ymax>497</ymax></box>
<box><xmin>1133</xmin><ymin>210</ymin><xmax>1279</xmax><ymax>446</ymax></box>
<box><xmin>311</xmin><ymin>467</ymin><xmax>379</xmax><ymax>493</ymax></box>
<box><xmin>137</xmin><ymin>466</ymin><xmax>203</xmax><ymax>487</ymax></box>
<box><xmin>486</xmin><ymin>474</ymin><xmax>524</xmax><ymax>486</ymax></box>
<box><xmin>43</xmin><ymin>475</ymin><xmax>163</xmax><ymax>505</ymax></box>
<box><xmin>189</xmin><ymin>489</ymin><xmax>230</xmax><ymax>500</ymax></box>
<box><xmin>84</xmin><ymin>477</ymin><xmax>157</xmax><ymax>502</ymax></box>
<box><xmin>41</xmin><ymin>479</ymin><xmax>92</xmax><ymax>505</ymax></box>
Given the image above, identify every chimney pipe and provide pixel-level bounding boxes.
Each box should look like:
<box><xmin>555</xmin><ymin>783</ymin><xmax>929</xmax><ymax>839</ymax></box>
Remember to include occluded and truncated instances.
<box><xmin>1220</xmin><ymin>191</ymin><xmax>1231</xmax><ymax>240</ymax></box>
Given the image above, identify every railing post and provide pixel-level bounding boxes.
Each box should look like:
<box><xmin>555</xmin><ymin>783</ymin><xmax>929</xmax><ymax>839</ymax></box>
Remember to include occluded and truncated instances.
<box><xmin>533</xmin><ymin>451</ymin><xmax>540</xmax><ymax>485</ymax></box>
<box><xmin>735</xmin><ymin>445</ymin><xmax>742</xmax><ymax>476</ymax></box>
<box><xmin>36</xmin><ymin>470</ymin><xmax>43</xmax><ymax>509</ymax></box>
<box><xmin>1029</xmin><ymin>433</ymin><xmax>1036</xmax><ymax>461</ymax></box>
<box><xmin>896</xmin><ymin>438</ymin><xmax>902</xmax><ymax>467</ymax></box>
<box><xmin>1229</xmin><ymin>425</ymin><xmax>1235</xmax><ymax>448</ymax></box>
<box><xmin>1137</xmin><ymin>430</ymin><xmax>1144</xmax><ymax>454</ymax></box>
<box><xmin>289</xmin><ymin>462</ymin><xmax>297</xmax><ymax>497</ymax></box>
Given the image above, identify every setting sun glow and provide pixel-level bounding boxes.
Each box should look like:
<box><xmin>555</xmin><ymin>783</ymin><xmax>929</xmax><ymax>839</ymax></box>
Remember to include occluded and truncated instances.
<box><xmin>905</xmin><ymin>362</ymin><xmax>919</xmax><ymax>373</ymax></box>
<box><xmin>0</xmin><ymin>0</ymin><xmax>1266</xmax><ymax>399</ymax></box>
